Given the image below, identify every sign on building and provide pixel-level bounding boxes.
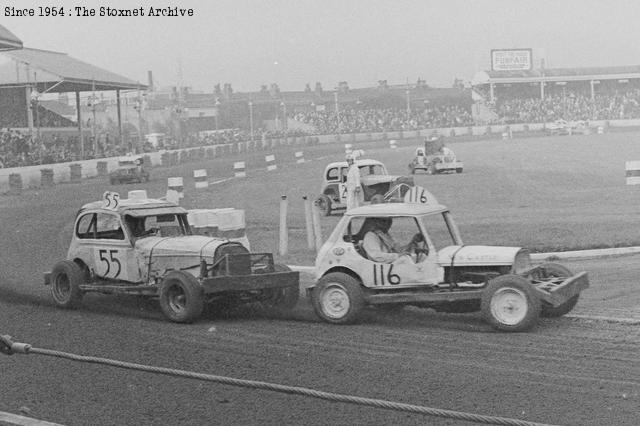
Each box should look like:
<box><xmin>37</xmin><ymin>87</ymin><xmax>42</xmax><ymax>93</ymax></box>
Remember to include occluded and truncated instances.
<box><xmin>491</xmin><ymin>49</ymin><xmax>533</xmax><ymax>72</ymax></box>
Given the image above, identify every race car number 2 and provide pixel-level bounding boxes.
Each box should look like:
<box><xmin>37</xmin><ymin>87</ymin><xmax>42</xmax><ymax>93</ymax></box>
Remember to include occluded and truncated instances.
<box><xmin>94</xmin><ymin>248</ymin><xmax>122</xmax><ymax>278</ymax></box>
<box><xmin>372</xmin><ymin>264</ymin><xmax>401</xmax><ymax>286</ymax></box>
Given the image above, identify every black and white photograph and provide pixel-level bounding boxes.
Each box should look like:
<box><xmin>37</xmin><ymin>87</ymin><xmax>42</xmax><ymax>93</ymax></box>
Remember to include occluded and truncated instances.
<box><xmin>0</xmin><ymin>0</ymin><xmax>639</xmax><ymax>424</ymax></box>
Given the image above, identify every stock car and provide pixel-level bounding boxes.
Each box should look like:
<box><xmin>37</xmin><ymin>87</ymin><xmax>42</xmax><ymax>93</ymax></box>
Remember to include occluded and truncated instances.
<box><xmin>44</xmin><ymin>191</ymin><xmax>299</xmax><ymax>323</ymax></box>
<box><xmin>408</xmin><ymin>147</ymin><xmax>463</xmax><ymax>175</ymax></box>
<box><xmin>309</xmin><ymin>199</ymin><xmax>589</xmax><ymax>332</ymax></box>
<box><xmin>109</xmin><ymin>156</ymin><xmax>150</xmax><ymax>185</ymax></box>
<box><xmin>315</xmin><ymin>158</ymin><xmax>414</xmax><ymax>216</ymax></box>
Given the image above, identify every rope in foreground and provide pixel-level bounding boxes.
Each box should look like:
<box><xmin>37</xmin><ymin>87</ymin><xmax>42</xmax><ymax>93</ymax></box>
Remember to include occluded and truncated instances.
<box><xmin>0</xmin><ymin>335</ymin><xmax>558</xmax><ymax>426</ymax></box>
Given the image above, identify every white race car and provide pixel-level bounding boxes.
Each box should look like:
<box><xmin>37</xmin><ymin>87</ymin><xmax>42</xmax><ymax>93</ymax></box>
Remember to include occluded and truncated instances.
<box><xmin>309</xmin><ymin>199</ymin><xmax>589</xmax><ymax>331</ymax></box>
<box><xmin>44</xmin><ymin>191</ymin><xmax>299</xmax><ymax>323</ymax></box>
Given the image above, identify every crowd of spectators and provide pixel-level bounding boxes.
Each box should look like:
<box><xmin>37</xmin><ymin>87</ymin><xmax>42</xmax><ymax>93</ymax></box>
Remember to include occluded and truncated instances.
<box><xmin>291</xmin><ymin>105</ymin><xmax>473</xmax><ymax>134</ymax></box>
<box><xmin>492</xmin><ymin>89</ymin><xmax>640</xmax><ymax>124</ymax></box>
<box><xmin>0</xmin><ymin>128</ymin><xmax>126</xmax><ymax>168</ymax></box>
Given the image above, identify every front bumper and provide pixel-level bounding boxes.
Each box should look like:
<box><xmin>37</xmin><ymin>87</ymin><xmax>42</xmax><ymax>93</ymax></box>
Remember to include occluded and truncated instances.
<box><xmin>201</xmin><ymin>270</ymin><xmax>299</xmax><ymax>294</ymax></box>
<box><xmin>535</xmin><ymin>271</ymin><xmax>589</xmax><ymax>307</ymax></box>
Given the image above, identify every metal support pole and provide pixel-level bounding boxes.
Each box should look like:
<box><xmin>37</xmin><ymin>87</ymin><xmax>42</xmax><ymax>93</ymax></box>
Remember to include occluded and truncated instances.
<box><xmin>303</xmin><ymin>196</ymin><xmax>314</xmax><ymax>250</ymax></box>
<box><xmin>279</xmin><ymin>195</ymin><xmax>288</xmax><ymax>256</ymax></box>
<box><xmin>76</xmin><ymin>91</ymin><xmax>83</xmax><ymax>160</ymax></box>
<box><xmin>116</xmin><ymin>89</ymin><xmax>123</xmax><ymax>150</ymax></box>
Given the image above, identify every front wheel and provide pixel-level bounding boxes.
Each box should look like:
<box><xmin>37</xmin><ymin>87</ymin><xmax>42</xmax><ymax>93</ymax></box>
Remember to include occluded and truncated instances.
<box><xmin>312</xmin><ymin>273</ymin><xmax>364</xmax><ymax>324</ymax></box>
<box><xmin>50</xmin><ymin>260</ymin><xmax>85</xmax><ymax>309</ymax></box>
<box><xmin>456</xmin><ymin>168</ymin><xmax>463</xmax><ymax>174</ymax></box>
<box><xmin>159</xmin><ymin>271</ymin><xmax>204</xmax><ymax>323</ymax></box>
<box><xmin>481</xmin><ymin>275</ymin><xmax>540</xmax><ymax>332</ymax></box>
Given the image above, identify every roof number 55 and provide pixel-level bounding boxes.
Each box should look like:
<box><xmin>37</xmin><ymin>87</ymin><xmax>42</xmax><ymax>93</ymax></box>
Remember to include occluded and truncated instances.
<box><xmin>103</xmin><ymin>191</ymin><xmax>120</xmax><ymax>209</ymax></box>
<box><xmin>98</xmin><ymin>249</ymin><xmax>121</xmax><ymax>278</ymax></box>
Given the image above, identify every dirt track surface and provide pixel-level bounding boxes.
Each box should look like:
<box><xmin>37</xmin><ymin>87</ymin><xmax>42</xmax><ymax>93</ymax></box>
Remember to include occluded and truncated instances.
<box><xmin>2</xmin><ymin>256</ymin><xmax>640</xmax><ymax>426</ymax></box>
<box><xmin>1</xmin><ymin>137</ymin><xmax>640</xmax><ymax>425</ymax></box>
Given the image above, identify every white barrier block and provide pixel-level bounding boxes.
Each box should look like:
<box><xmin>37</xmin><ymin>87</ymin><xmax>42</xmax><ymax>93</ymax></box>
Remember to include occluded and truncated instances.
<box><xmin>597</xmin><ymin>126</ymin><xmax>604</xmax><ymax>134</ymax></box>
<box><xmin>167</xmin><ymin>177</ymin><xmax>184</xmax><ymax>199</ymax></box>
<box><xmin>389</xmin><ymin>140</ymin><xmax>397</xmax><ymax>149</ymax></box>
<box><xmin>625</xmin><ymin>161</ymin><xmax>640</xmax><ymax>185</ymax></box>
<box><xmin>194</xmin><ymin>169</ymin><xmax>208</xmax><ymax>188</ymax></box>
<box><xmin>128</xmin><ymin>190</ymin><xmax>148</xmax><ymax>200</ymax></box>
<box><xmin>344</xmin><ymin>143</ymin><xmax>353</xmax><ymax>154</ymax></box>
<box><xmin>266</xmin><ymin>154</ymin><xmax>277</xmax><ymax>171</ymax></box>
<box><xmin>295</xmin><ymin>151</ymin><xmax>305</xmax><ymax>164</ymax></box>
<box><xmin>234</xmin><ymin>161</ymin><xmax>246</xmax><ymax>178</ymax></box>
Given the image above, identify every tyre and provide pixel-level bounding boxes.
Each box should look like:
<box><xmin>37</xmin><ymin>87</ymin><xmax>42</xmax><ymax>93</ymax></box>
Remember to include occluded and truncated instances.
<box><xmin>537</xmin><ymin>263</ymin><xmax>580</xmax><ymax>317</ymax></box>
<box><xmin>316</xmin><ymin>194</ymin><xmax>332</xmax><ymax>216</ymax></box>
<box><xmin>481</xmin><ymin>275</ymin><xmax>540</xmax><ymax>332</ymax></box>
<box><xmin>426</xmin><ymin>165</ymin><xmax>437</xmax><ymax>175</ymax></box>
<box><xmin>456</xmin><ymin>168</ymin><xmax>463</xmax><ymax>174</ymax></box>
<box><xmin>50</xmin><ymin>260</ymin><xmax>85</xmax><ymax>309</ymax></box>
<box><xmin>312</xmin><ymin>272</ymin><xmax>364</xmax><ymax>324</ymax></box>
<box><xmin>159</xmin><ymin>271</ymin><xmax>204</xmax><ymax>323</ymax></box>
<box><xmin>262</xmin><ymin>264</ymin><xmax>299</xmax><ymax>310</ymax></box>
<box><xmin>370</xmin><ymin>194</ymin><xmax>384</xmax><ymax>204</ymax></box>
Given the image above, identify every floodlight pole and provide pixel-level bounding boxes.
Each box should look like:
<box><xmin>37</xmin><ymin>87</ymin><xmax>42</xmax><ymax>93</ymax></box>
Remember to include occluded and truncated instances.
<box><xmin>76</xmin><ymin>91</ymin><xmax>83</xmax><ymax>160</ymax></box>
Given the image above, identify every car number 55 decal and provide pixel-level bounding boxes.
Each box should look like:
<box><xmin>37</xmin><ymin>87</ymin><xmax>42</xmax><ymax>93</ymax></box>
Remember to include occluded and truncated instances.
<box><xmin>372</xmin><ymin>264</ymin><xmax>401</xmax><ymax>286</ymax></box>
<box><xmin>95</xmin><ymin>248</ymin><xmax>122</xmax><ymax>278</ymax></box>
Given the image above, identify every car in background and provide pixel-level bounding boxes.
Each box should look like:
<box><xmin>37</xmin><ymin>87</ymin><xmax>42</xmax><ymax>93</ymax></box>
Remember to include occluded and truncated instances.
<box><xmin>315</xmin><ymin>158</ymin><xmax>414</xmax><ymax>216</ymax></box>
<box><xmin>109</xmin><ymin>155</ymin><xmax>150</xmax><ymax>185</ymax></box>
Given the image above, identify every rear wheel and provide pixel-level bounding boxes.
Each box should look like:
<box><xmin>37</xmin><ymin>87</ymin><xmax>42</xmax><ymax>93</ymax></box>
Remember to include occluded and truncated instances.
<box><xmin>50</xmin><ymin>260</ymin><xmax>84</xmax><ymax>309</ymax></box>
<box><xmin>159</xmin><ymin>271</ymin><xmax>204</xmax><ymax>323</ymax></box>
<box><xmin>456</xmin><ymin>168</ymin><xmax>463</xmax><ymax>173</ymax></box>
<box><xmin>316</xmin><ymin>194</ymin><xmax>333</xmax><ymax>216</ymax></box>
<box><xmin>312</xmin><ymin>273</ymin><xmax>364</xmax><ymax>324</ymax></box>
<box><xmin>481</xmin><ymin>275</ymin><xmax>540</xmax><ymax>332</ymax></box>
<box><xmin>537</xmin><ymin>263</ymin><xmax>580</xmax><ymax>317</ymax></box>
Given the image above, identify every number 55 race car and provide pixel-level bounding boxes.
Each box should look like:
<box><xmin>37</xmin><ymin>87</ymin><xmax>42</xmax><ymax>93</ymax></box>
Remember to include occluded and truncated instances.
<box><xmin>44</xmin><ymin>191</ymin><xmax>299</xmax><ymax>323</ymax></box>
<box><xmin>309</xmin><ymin>196</ymin><xmax>588</xmax><ymax>332</ymax></box>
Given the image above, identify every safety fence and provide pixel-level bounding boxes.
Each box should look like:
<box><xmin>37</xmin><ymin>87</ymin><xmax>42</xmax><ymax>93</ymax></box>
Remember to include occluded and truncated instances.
<box><xmin>1</xmin><ymin>117</ymin><xmax>638</xmax><ymax>194</ymax></box>
<box><xmin>0</xmin><ymin>335</ymin><xmax>557</xmax><ymax>426</ymax></box>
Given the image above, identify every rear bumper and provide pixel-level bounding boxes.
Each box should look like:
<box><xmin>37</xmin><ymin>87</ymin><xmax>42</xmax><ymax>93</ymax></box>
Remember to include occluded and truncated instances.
<box><xmin>201</xmin><ymin>270</ymin><xmax>299</xmax><ymax>294</ymax></box>
<box><xmin>536</xmin><ymin>271</ymin><xmax>589</xmax><ymax>307</ymax></box>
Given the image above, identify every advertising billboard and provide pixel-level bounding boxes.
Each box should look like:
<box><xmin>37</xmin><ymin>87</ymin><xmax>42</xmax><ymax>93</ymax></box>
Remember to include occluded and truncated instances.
<box><xmin>491</xmin><ymin>49</ymin><xmax>533</xmax><ymax>71</ymax></box>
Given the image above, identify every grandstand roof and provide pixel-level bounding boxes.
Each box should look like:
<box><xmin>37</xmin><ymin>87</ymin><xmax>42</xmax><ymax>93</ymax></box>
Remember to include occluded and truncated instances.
<box><xmin>0</xmin><ymin>47</ymin><xmax>144</xmax><ymax>92</ymax></box>
<box><xmin>0</xmin><ymin>25</ymin><xmax>22</xmax><ymax>50</ymax></box>
<box><xmin>472</xmin><ymin>65</ymin><xmax>640</xmax><ymax>85</ymax></box>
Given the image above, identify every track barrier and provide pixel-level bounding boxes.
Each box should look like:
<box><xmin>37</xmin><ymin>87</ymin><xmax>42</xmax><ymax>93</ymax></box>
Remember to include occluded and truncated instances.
<box><xmin>193</xmin><ymin>169</ymin><xmax>208</xmax><ymax>189</ymax></box>
<box><xmin>233</xmin><ymin>161</ymin><xmax>247</xmax><ymax>178</ymax></box>
<box><xmin>40</xmin><ymin>169</ymin><xmax>54</xmax><ymax>188</ymax></box>
<box><xmin>69</xmin><ymin>164</ymin><xmax>82</xmax><ymax>183</ymax></box>
<box><xmin>389</xmin><ymin>140</ymin><xmax>397</xmax><ymax>149</ymax></box>
<box><xmin>266</xmin><ymin>154</ymin><xmax>277</xmax><ymax>171</ymax></box>
<box><xmin>597</xmin><ymin>126</ymin><xmax>604</xmax><ymax>134</ymax></box>
<box><xmin>625</xmin><ymin>161</ymin><xmax>640</xmax><ymax>185</ymax></box>
<box><xmin>97</xmin><ymin>161</ymin><xmax>108</xmax><ymax>176</ymax></box>
<box><xmin>0</xmin><ymin>335</ymin><xmax>557</xmax><ymax>426</ymax></box>
<box><xmin>295</xmin><ymin>151</ymin><xmax>305</xmax><ymax>164</ymax></box>
<box><xmin>8</xmin><ymin>173</ymin><xmax>22</xmax><ymax>195</ymax></box>
<box><xmin>167</xmin><ymin>177</ymin><xmax>184</xmax><ymax>199</ymax></box>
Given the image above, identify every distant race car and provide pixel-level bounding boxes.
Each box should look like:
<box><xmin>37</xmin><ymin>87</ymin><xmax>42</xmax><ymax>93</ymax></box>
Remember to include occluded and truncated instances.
<box><xmin>109</xmin><ymin>156</ymin><xmax>150</xmax><ymax>185</ymax></box>
<box><xmin>309</xmin><ymin>200</ymin><xmax>589</xmax><ymax>331</ymax></box>
<box><xmin>546</xmin><ymin>119</ymin><xmax>590</xmax><ymax>136</ymax></box>
<box><xmin>315</xmin><ymin>158</ymin><xmax>414</xmax><ymax>216</ymax></box>
<box><xmin>44</xmin><ymin>191</ymin><xmax>299</xmax><ymax>323</ymax></box>
<box><xmin>409</xmin><ymin>146</ymin><xmax>463</xmax><ymax>175</ymax></box>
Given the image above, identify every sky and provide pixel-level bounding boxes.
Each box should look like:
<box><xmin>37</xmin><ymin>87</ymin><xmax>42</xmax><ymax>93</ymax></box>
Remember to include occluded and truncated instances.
<box><xmin>3</xmin><ymin>0</ymin><xmax>640</xmax><ymax>93</ymax></box>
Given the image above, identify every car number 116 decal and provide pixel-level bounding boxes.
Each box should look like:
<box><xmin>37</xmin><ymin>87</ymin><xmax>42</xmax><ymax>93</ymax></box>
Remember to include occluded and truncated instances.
<box><xmin>372</xmin><ymin>264</ymin><xmax>401</xmax><ymax>286</ymax></box>
<box><xmin>94</xmin><ymin>248</ymin><xmax>122</xmax><ymax>278</ymax></box>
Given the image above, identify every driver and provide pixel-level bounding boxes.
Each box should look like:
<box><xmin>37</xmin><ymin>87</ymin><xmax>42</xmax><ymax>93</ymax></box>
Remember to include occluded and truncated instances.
<box><xmin>125</xmin><ymin>216</ymin><xmax>150</xmax><ymax>238</ymax></box>
<box><xmin>361</xmin><ymin>217</ymin><xmax>423</xmax><ymax>263</ymax></box>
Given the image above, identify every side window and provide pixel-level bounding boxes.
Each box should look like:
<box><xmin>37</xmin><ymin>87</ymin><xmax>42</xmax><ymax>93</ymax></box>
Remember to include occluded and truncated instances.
<box><xmin>76</xmin><ymin>213</ymin><xmax>96</xmax><ymax>239</ymax></box>
<box><xmin>95</xmin><ymin>213</ymin><xmax>125</xmax><ymax>240</ymax></box>
<box><xmin>326</xmin><ymin>167</ymin><xmax>339</xmax><ymax>182</ymax></box>
<box><xmin>386</xmin><ymin>217</ymin><xmax>422</xmax><ymax>246</ymax></box>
